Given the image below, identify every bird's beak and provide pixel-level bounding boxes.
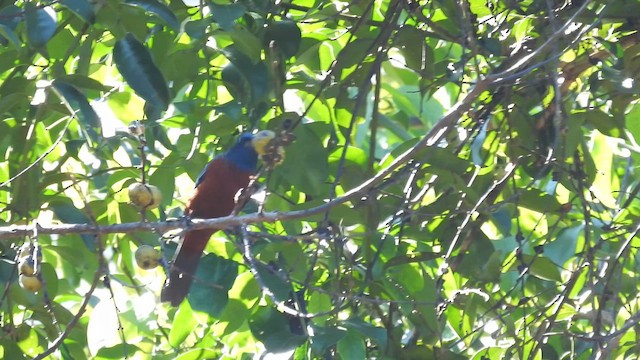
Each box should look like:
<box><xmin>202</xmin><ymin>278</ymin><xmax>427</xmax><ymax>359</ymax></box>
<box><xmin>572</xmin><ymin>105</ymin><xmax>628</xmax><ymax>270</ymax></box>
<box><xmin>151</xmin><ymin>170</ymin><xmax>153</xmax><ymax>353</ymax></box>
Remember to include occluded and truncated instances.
<box><xmin>252</xmin><ymin>130</ymin><xmax>276</xmax><ymax>155</ymax></box>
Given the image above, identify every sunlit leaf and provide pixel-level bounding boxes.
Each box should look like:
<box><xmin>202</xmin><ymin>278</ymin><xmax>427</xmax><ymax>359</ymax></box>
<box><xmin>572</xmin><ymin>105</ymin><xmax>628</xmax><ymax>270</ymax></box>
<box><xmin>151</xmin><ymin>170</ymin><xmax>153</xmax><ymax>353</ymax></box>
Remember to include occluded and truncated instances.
<box><xmin>168</xmin><ymin>301</ymin><xmax>197</xmax><ymax>347</ymax></box>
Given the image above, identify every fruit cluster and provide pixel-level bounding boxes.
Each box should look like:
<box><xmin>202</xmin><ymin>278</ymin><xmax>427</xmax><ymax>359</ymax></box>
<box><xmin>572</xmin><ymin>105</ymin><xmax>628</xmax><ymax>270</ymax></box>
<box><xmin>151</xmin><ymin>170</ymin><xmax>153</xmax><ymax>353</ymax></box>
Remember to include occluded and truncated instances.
<box><xmin>17</xmin><ymin>243</ymin><xmax>43</xmax><ymax>292</ymax></box>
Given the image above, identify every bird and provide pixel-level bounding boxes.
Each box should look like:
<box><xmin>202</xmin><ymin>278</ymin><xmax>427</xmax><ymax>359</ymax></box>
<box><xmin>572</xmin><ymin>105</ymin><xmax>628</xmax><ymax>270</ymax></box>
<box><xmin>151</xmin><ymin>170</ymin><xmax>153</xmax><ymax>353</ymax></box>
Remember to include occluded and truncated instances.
<box><xmin>161</xmin><ymin>131</ymin><xmax>275</xmax><ymax>306</ymax></box>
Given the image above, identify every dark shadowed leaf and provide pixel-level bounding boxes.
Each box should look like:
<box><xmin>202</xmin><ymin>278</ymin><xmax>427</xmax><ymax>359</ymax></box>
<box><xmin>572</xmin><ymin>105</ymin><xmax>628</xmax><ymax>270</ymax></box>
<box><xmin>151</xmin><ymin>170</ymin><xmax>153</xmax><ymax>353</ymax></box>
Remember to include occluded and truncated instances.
<box><xmin>0</xmin><ymin>5</ymin><xmax>22</xmax><ymax>47</ymax></box>
<box><xmin>545</xmin><ymin>225</ymin><xmax>583</xmax><ymax>266</ymax></box>
<box><xmin>52</xmin><ymin>80</ymin><xmax>101</xmax><ymax>143</ymax></box>
<box><xmin>125</xmin><ymin>0</ymin><xmax>180</xmax><ymax>29</ymax></box>
<box><xmin>336</xmin><ymin>330</ymin><xmax>365</xmax><ymax>359</ymax></box>
<box><xmin>187</xmin><ymin>254</ymin><xmax>238</xmax><ymax>317</ymax></box>
<box><xmin>310</xmin><ymin>326</ymin><xmax>347</xmax><ymax>354</ymax></box>
<box><xmin>518</xmin><ymin>188</ymin><xmax>562</xmax><ymax>213</ymax></box>
<box><xmin>60</xmin><ymin>0</ymin><xmax>96</xmax><ymax>23</ymax></box>
<box><xmin>49</xmin><ymin>200</ymin><xmax>96</xmax><ymax>251</ymax></box>
<box><xmin>509</xmin><ymin>254</ymin><xmax>563</xmax><ymax>282</ymax></box>
<box><xmin>253</xmin><ymin>261</ymin><xmax>292</xmax><ymax>302</ymax></box>
<box><xmin>25</xmin><ymin>5</ymin><xmax>57</xmax><ymax>48</ymax></box>
<box><xmin>214</xmin><ymin>101</ymin><xmax>242</xmax><ymax>121</ymax></box>
<box><xmin>0</xmin><ymin>5</ymin><xmax>21</xmax><ymax>29</ymax></box>
<box><xmin>249</xmin><ymin>306</ymin><xmax>306</xmax><ymax>352</ymax></box>
<box><xmin>209</xmin><ymin>2</ymin><xmax>245</xmax><ymax>31</ymax></box>
<box><xmin>343</xmin><ymin>318</ymin><xmax>387</xmax><ymax>349</ymax></box>
<box><xmin>113</xmin><ymin>33</ymin><xmax>170</xmax><ymax>110</ymax></box>
<box><xmin>264</xmin><ymin>20</ymin><xmax>302</xmax><ymax>58</ymax></box>
<box><xmin>0</xmin><ymin>24</ymin><xmax>20</xmax><ymax>48</ymax></box>
<box><xmin>221</xmin><ymin>46</ymin><xmax>270</xmax><ymax>106</ymax></box>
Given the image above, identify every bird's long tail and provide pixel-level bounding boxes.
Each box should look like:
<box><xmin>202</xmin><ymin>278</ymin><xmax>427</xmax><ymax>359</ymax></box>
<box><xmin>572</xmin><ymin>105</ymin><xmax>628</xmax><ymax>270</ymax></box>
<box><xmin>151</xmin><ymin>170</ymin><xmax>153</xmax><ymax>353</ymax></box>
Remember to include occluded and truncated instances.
<box><xmin>161</xmin><ymin>229</ymin><xmax>215</xmax><ymax>306</ymax></box>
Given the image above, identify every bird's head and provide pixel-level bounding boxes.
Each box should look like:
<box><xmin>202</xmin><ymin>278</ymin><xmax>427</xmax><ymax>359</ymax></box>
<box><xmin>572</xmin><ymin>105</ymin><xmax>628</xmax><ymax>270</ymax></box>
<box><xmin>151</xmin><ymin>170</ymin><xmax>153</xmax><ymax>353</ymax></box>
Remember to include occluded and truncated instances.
<box><xmin>224</xmin><ymin>130</ymin><xmax>276</xmax><ymax>172</ymax></box>
<box><xmin>251</xmin><ymin>130</ymin><xmax>276</xmax><ymax>156</ymax></box>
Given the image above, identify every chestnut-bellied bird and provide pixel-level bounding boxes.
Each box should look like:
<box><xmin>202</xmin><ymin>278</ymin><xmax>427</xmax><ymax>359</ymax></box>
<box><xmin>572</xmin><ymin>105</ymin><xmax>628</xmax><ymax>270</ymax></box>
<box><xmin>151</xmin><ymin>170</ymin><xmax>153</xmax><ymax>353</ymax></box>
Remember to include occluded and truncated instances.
<box><xmin>161</xmin><ymin>131</ymin><xmax>275</xmax><ymax>306</ymax></box>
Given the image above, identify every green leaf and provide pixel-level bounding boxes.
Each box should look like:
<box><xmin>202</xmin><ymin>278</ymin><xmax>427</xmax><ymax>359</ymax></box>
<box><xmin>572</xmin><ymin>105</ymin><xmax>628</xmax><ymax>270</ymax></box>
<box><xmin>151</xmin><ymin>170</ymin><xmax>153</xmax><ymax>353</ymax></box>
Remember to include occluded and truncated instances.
<box><xmin>518</xmin><ymin>188</ymin><xmax>562</xmax><ymax>213</ymax></box>
<box><xmin>125</xmin><ymin>0</ymin><xmax>180</xmax><ymax>29</ymax></box>
<box><xmin>333</xmin><ymin>38</ymin><xmax>375</xmax><ymax>75</ymax></box>
<box><xmin>147</xmin><ymin>118</ymin><xmax>176</xmax><ymax>151</ymax></box>
<box><xmin>512</xmin><ymin>255</ymin><xmax>563</xmax><ymax>282</ymax></box>
<box><xmin>209</xmin><ymin>3</ymin><xmax>245</xmax><ymax>31</ymax></box>
<box><xmin>168</xmin><ymin>301</ymin><xmax>198</xmax><ymax>348</ymax></box>
<box><xmin>221</xmin><ymin>46</ymin><xmax>270</xmax><ymax>106</ymax></box>
<box><xmin>214</xmin><ymin>101</ymin><xmax>242</xmax><ymax>121</ymax></box>
<box><xmin>545</xmin><ymin>225</ymin><xmax>582</xmax><ymax>267</ymax></box>
<box><xmin>582</xmin><ymin>109</ymin><xmax>624</xmax><ymax>138</ymax></box>
<box><xmin>253</xmin><ymin>261</ymin><xmax>292</xmax><ymax>303</ymax></box>
<box><xmin>0</xmin><ymin>24</ymin><xmax>20</xmax><ymax>48</ymax></box>
<box><xmin>113</xmin><ymin>33</ymin><xmax>170</xmax><ymax>111</ymax></box>
<box><xmin>490</xmin><ymin>206</ymin><xmax>513</xmax><ymax>235</ymax></box>
<box><xmin>39</xmin><ymin>262</ymin><xmax>59</xmax><ymax>298</ymax></box>
<box><xmin>25</xmin><ymin>5</ymin><xmax>57</xmax><ymax>48</ymax></box>
<box><xmin>264</xmin><ymin>20</ymin><xmax>302</xmax><ymax>58</ymax></box>
<box><xmin>249</xmin><ymin>306</ymin><xmax>306</xmax><ymax>352</ymax></box>
<box><xmin>344</xmin><ymin>318</ymin><xmax>387</xmax><ymax>349</ymax></box>
<box><xmin>228</xmin><ymin>27</ymin><xmax>262</xmax><ymax>63</ymax></box>
<box><xmin>0</xmin><ymin>5</ymin><xmax>21</xmax><ymax>29</ymax></box>
<box><xmin>60</xmin><ymin>0</ymin><xmax>96</xmax><ymax>23</ymax></box>
<box><xmin>49</xmin><ymin>200</ymin><xmax>96</xmax><ymax>251</ymax></box>
<box><xmin>52</xmin><ymin>80</ymin><xmax>102</xmax><ymax>143</ymax></box>
<box><xmin>184</xmin><ymin>18</ymin><xmax>210</xmax><ymax>40</ymax></box>
<box><xmin>217</xmin><ymin>299</ymin><xmax>249</xmax><ymax>336</ymax></box>
<box><xmin>309</xmin><ymin>326</ymin><xmax>347</xmax><ymax>354</ymax></box>
<box><xmin>174</xmin><ymin>349</ymin><xmax>220</xmax><ymax>360</ymax></box>
<box><xmin>148</xmin><ymin>157</ymin><xmax>176</xmax><ymax>207</ymax></box>
<box><xmin>56</xmin><ymin>74</ymin><xmax>111</xmax><ymax>92</ymax></box>
<box><xmin>221</xmin><ymin>63</ymin><xmax>249</xmax><ymax>105</ymax></box>
<box><xmin>336</xmin><ymin>330</ymin><xmax>366</xmax><ymax>359</ymax></box>
<box><xmin>394</xmin><ymin>26</ymin><xmax>432</xmax><ymax>76</ymax></box>
<box><xmin>0</xmin><ymin>6</ymin><xmax>22</xmax><ymax>48</ymax></box>
<box><xmin>274</xmin><ymin>125</ymin><xmax>329</xmax><ymax>195</ymax></box>
<box><xmin>187</xmin><ymin>253</ymin><xmax>238</xmax><ymax>317</ymax></box>
<box><xmin>95</xmin><ymin>344</ymin><xmax>141</xmax><ymax>359</ymax></box>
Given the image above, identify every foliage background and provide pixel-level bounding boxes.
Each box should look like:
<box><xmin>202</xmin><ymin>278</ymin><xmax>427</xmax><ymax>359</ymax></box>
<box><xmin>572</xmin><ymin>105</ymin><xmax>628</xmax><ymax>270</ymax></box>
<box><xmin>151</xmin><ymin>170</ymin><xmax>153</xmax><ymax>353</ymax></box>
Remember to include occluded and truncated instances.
<box><xmin>2</xmin><ymin>0</ymin><xmax>640</xmax><ymax>359</ymax></box>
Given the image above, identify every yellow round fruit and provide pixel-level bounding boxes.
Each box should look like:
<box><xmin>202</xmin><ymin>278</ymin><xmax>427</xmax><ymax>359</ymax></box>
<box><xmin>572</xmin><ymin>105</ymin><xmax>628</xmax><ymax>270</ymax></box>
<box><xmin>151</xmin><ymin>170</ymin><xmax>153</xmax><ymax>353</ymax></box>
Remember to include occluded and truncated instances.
<box><xmin>18</xmin><ymin>257</ymin><xmax>36</xmax><ymax>276</ymax></box>
<box><xmin>19</xmin><ymin>274</ymin><xmax>42</xmax><ymax>292</ymax></box>
<box><xmin>135</xmin><ymin>245</ymin><xmax>161</xmax><ymax>270</ymax></box>
<box><xmin>128</xmin><ymin>183</ymin><xmax>162</xmax><ymax>209</ymax></box>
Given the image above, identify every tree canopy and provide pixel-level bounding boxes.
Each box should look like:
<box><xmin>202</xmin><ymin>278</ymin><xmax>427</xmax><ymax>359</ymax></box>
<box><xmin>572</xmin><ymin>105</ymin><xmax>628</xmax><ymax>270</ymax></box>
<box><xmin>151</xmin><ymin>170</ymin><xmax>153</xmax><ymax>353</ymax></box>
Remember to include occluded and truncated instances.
<box><xmin>2</xmin><ymin>0</ymin><xmax>640</xmax><ymax>358</ymax></box>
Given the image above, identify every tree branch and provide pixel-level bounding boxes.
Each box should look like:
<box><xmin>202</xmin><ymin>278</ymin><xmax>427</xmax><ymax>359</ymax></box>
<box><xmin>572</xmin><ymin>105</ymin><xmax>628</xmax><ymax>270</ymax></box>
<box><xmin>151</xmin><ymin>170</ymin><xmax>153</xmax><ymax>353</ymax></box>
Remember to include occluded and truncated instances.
<box><xmin>0</xmin><ymin>76</ymin><xmax>489</xmax><ymax>241</ymax></box>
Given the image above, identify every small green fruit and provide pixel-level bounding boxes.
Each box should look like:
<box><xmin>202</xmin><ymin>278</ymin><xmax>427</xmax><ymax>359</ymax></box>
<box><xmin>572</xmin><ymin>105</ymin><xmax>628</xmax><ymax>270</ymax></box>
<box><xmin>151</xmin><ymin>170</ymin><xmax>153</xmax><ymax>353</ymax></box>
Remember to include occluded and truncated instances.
<box><xmin>135</xmin><ymin>245</ymin><xmax>161</xmax><ymax>270</ymax></box>
<box><xmin>128</xmin><ymin>183</ymin><xmax>162</xmax><ymax>209</ymax></box>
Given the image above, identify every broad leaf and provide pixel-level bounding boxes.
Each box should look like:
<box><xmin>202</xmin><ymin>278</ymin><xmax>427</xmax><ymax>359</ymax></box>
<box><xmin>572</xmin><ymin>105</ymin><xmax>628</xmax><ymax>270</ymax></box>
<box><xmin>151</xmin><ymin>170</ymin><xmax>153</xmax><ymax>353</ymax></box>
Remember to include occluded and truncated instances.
<box><xmin>113</xmin><ymin>33</ymin><xmax>170</xmax><ymax>111</ymax></box>
<box><xmin>25</xmin><ymin>5</ymin><xmax>57</xmax><ymax>48</ymax></box>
